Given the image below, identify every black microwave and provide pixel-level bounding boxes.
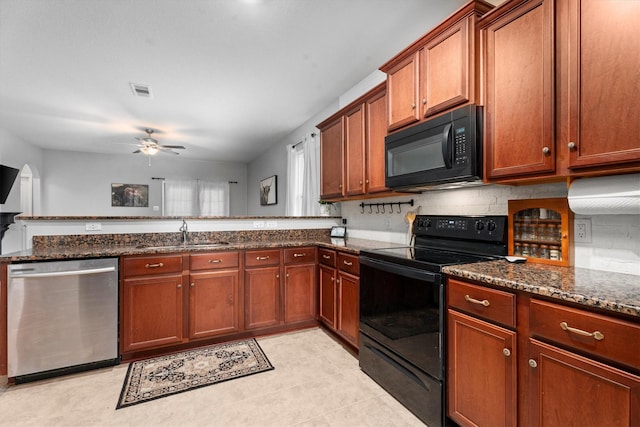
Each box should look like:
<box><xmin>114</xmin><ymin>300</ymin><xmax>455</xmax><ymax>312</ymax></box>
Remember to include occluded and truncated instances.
<box><xmin>385</xmin><ymin>104</ymin><xmax>482</xmax><ymax>190</ymax></box>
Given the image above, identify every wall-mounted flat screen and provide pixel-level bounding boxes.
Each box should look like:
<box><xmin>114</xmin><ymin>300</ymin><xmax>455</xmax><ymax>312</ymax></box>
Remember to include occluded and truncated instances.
<box><xmin>0</xmin><ymin>165</ymin><xmax>20</xmax><ymax>204</ymax></box>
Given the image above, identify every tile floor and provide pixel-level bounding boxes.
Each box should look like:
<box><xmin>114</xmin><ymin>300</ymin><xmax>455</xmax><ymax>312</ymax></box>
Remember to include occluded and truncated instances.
<box><xmin>0</xmin><ymin>328</ymin><xmax>426</xmax><ymax>426</ymax></box>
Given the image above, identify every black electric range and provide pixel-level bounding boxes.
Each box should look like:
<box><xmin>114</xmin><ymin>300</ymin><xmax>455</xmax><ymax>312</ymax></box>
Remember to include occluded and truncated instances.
<box><xmin>358</xmin><ymin>215</ymin><xmax>508</xmax><ymax>427</ymax></box>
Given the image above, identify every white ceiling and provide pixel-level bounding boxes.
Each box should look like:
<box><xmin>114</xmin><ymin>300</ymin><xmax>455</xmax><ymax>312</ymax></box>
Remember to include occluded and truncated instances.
<box><xmin>0</xmin><ymin>0</ymin><xmax>469</xmax><ymax>163</ymax></box>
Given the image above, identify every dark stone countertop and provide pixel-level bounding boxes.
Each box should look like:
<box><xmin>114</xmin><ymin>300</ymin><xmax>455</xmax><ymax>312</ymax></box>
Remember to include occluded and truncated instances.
<box><xmin>0</xmin><ymin>237</ymin><xmax>400</xmax><ymax>262</ymax></box>
<box><xmin>443</xmin><ymin>260</ymin><xmax>640</xmax><ymax>319</ymax></box>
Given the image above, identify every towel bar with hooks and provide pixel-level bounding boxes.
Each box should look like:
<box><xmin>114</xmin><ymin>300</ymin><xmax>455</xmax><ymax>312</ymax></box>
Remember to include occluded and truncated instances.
<box><xmin>360</xmin><ymin>199</ymin><xmax>414</xmax><ymax>214</ymax></box>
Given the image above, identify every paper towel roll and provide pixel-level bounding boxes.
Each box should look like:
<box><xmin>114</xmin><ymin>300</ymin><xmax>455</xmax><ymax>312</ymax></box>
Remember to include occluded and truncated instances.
<box><xmin>568</xmin><ymin>174</ymin><xmax>640</xmax><ymax>215</ymax></box>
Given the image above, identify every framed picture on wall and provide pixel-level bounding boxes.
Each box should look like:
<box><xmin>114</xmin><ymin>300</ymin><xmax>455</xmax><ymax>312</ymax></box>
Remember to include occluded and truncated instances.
<box><xmin>111</xmin><ymin>183</ymin><xmax>149</xmax><ymax>207</ymax></box>
<box><xmin>259</xmin><ymin>175</ymin><xmax>277</xmax><ymax>205</ymax></box>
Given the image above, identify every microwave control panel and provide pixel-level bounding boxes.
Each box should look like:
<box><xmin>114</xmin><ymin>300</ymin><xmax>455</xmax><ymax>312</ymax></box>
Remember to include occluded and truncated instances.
<box><xmin>454</xmin><ymin>127</ymin><xmax>467</xmax><ymax>166</ymax></box>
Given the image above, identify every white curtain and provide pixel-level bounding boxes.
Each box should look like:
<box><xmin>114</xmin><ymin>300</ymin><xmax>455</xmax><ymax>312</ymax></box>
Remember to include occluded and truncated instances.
<box><xmin>199</xmin><ymin>181</ymin><xmax>230</xmax><ymax>216</ymax></box>
<box><xmin>285</xmin><ymin>133</ymin><xmax>320</xmax><ymax>216</ymax></box>
<box><xmin>164</xmin><ymin>179</ymin><xmax>229</xmax><ymax>216</ymax></box>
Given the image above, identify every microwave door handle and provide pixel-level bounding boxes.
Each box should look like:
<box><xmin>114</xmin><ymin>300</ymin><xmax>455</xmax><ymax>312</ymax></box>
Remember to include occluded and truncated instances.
<box><xmin>441</xmin><ymin>123</ymin><xmax>453</xmax><ymax>169</ymax></box>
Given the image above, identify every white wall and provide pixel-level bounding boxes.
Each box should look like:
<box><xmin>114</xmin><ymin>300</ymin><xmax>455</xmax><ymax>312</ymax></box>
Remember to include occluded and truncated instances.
<box><xmin>341</xmin><ymin>183</ymin><xmax>640</xmax><ymax>276</ymax></box>
<box><xmin>41</xmin><ymin>150</ymin><xmax>248</xmax><ymax>216</ymax></box>
<box><xmin>0</xmin><ymin>129</ymin><xmax>44</xmax><ymax>253</ymax></box>
<box><xmin>247</xmin><ymin>100</ymin><xmax>339</xmax><ymax>216</ymax></box>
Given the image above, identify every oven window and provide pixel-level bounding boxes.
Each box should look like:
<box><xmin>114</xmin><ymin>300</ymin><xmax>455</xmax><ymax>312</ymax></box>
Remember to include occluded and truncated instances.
<box><xmin>387</xmin><ymin>133</ymin><xmax>445</xmax><ymax>176</ymax></box>
<box><xmin>360</xmin><ymin>264</ymin><xmax>443</xmax><ymax>379</ymax></box>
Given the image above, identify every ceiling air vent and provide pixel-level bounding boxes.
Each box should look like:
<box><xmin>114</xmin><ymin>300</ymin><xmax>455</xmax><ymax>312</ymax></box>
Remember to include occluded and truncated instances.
<box><xmin>129</xmin><ymin>83</ymin><xmax>153</xmax><ymax>98</ymax></box>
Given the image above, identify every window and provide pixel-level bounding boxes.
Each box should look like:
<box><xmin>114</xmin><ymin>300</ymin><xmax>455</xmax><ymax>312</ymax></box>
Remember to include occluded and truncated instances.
<box><xmin>164</xmin><ymin>180</ymin><xmax>229</xmax><ymax>216</ymax></box>
<box><xmin>285</xmin><ymin>133</ymin><xmax>319</xmax><ymax>216</ymax></box>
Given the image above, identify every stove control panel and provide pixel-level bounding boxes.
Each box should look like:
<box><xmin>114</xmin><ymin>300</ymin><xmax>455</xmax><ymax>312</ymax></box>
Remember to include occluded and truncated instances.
<box><xmin>414</xmin><ymin>215</ymin><xmax>508</xmax><ymax>242</ymax></box>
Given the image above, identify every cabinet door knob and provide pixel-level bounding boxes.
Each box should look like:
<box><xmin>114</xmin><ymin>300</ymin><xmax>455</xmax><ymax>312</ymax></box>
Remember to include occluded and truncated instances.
<box><xmin>190</xmin><ymin>282</ymin><xmax>195</xmax><ymax>287</ymax></box>
<box><xmin>464</xmin><ymin>294</ymin><xmax>490</xmax><ymax>307</ymax></box>
<box><xmin>411</xmin><ymin>103</ymin><xmax>416</xmax><ymax>109</ymax></box>
<box><xmin>503</xmin><ymin>348</ymin><xmax>511</xmax><ymax>357</ymax></box>
<box><xmin>177</xmin><ymin>284</ymin><xmax>182</xmax><ymax>288</ymax></box>
<box><xmin>542</xmin><ymin>146</ymin><xmax>550</xmax><ymax>155</ymax></box>
<box><xmin>568</xmin><ymin>142</ymin><xmax>577</xmax><ymax>150</ymax></box>
<box><xmin>365</xmin><ymin>179</ymin><xmax>369</xmax><ymax>184</ymax></box>
<box><xmin>422</xmin><ymin>99</ymin><xmax>427</xmax><ymax>105</ymax></box>
<box><xmin>528</xmin><ymin>359</ymin><xmax>538</xmax><ymax>368</ymax></box>
<box><xmin>359</xmin><ymin>180</ymin><xmax>363</xmax><ymax>185</ymax></box>
<box><xmin>286</xmin><ymin>273</ymin><xmax>289</xmax><ymax>278</ymax></box>
<box><xmin>276</xmin><ymin>274</ymin><xmax>280</xmax><ymax>279</ymax></box>
<box><xmin>560</xmin><ymin>321</ymin><xmax>604</xmax><ymax>341</ymax></box>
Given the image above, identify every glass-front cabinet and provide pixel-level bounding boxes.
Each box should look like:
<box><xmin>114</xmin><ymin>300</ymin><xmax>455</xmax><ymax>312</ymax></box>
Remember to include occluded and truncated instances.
<box><xmin>508</xmin><ymin>198</ymin><xmax>573</xmax><ymax>266</ymax></box>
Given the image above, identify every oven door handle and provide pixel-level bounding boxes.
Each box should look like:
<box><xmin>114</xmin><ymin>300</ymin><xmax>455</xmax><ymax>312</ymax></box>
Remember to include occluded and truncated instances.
<box><xmin>360</xmin><ymin>256</ymin><xmax>439</xmax><ymax>283</ymax></box>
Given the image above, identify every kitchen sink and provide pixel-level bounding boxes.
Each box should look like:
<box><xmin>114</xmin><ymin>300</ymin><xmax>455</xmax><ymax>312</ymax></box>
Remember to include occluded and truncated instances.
<box><xmin>136</xmin><ymin>241</ymin><xmax>230</xmax><ymax>250</ymax></box>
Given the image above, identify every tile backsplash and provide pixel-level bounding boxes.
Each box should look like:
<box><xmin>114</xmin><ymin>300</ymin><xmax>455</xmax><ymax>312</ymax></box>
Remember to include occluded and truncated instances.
<box><xmin>342</xmin><ymin>182</ymin><xmax>640</xmax><ymax>276</ymax></box>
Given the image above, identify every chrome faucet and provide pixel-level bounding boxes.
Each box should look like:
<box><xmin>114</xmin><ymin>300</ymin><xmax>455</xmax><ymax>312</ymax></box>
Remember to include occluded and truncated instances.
<box><xmin>179</xmin><ymin>219</ymin><xmax>188</xmax><ymax>245</ymax></box>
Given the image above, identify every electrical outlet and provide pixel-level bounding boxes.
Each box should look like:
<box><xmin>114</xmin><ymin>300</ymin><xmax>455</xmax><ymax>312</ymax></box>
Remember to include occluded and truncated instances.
<box><xmin>85</xmin><ymin>222</ymin><xmax>102</xmax><ymax>231</ymax></box>
<box><xmin>266</xmin><ymin>221</ymin><xmax>277</xmax><ymax>228</ymax></box>
<box><xmin>574</xmin><ymin>219</ymin><xmax>592</xmax><ymax>243</ymax></box>
<box><xmin>253</xmin><ymin>221</ymin><xmax>265</xmax><ymax>228</ymax></box>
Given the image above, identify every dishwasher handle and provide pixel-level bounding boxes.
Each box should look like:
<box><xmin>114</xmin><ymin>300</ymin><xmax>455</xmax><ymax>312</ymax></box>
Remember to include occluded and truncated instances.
<box><xmin>9</xmin><ymin>266</ymin><xmax>117</xmax><ymax>279</ymax></box>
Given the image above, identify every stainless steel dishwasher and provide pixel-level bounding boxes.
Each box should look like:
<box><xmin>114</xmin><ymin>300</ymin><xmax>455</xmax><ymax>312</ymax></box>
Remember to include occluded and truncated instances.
<box><xmin>7</xmin><ymin>258</ymin><xmax>119</xmax><ymax>383</ymax></box>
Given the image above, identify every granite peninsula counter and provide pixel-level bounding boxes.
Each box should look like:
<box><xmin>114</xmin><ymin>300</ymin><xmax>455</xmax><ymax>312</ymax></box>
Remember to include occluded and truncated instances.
<box><xmin>443</xmin><ymin>260</ymin><xmax>640</xmax><ymax>319</ymax></box>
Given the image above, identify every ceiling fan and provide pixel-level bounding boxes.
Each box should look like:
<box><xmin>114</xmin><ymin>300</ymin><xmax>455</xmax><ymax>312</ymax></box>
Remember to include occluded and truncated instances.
<box><xmin>133</xmin><ymin>128</ymin><xmax>185</xmax><ymax>155</ymax></box>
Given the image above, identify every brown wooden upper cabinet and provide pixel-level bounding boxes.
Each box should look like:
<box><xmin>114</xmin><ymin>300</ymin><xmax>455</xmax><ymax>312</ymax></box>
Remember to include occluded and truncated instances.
<box><xmin>318</xmin><ymin>83</ymin><xmax>388</xmax><ymax>200</ymax></box>
<box><xmin>481</xmin><ymin>0</ymin><xmax>640</xmax><ymax>182</ymax></box>
<box><xmin>380</xmin><ymin>1</ymin><xmax>493</xmax><ymax>132</ymax></box>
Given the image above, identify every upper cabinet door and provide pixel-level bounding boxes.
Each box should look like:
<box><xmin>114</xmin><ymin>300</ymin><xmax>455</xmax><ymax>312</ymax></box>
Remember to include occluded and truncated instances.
<box><xmin>421</xmin><ymin>17</ymin><xmax>470</xmax><ymax>118</ymax></box>
<box><xmin>344</xmin><ymin>103</ymin><xmax>366</xmax><ymax>197</ymax></box>
<box><xmin>564</xmin><ymin>0</ymin><xmax>640</xmax><ymax>169</ymax></box>
<box><xmin>365</xmin><ymin>87</ymin><xmax>388</xmax><ymax>194</ymax></box>
<box><xmin>386</xmin><ymin>52</ymin><xmax>420</xmax><ymax>131</ymax></box>
<box><xmin>319</xmin><ymin>116</ymin><xmax>344</xmax><ymax>199</ymax></box>
<box><xmin>482</xmin><ymin>0</ymin><xmax>555</xmax><ymax>179</ymax></box>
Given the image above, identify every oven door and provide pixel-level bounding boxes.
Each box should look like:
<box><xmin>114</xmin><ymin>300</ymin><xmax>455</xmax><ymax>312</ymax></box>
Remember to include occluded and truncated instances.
<box><xmin>359</xmin><ymin>255</ymin><xmax>444</xmax><ymax>381</ymax></box>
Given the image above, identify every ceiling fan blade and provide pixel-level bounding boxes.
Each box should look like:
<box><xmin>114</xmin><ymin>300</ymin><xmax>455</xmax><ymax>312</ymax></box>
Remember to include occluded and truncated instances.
<box><xmin>159</xmin><ymin>145</ymin><xmax>185</xmax><ymax>149</ymax></box>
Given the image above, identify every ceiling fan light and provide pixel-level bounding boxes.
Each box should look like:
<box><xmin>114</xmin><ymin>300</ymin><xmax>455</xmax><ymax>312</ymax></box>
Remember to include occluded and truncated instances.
<box><xmin>140</xmin><ymin>146</ymin><xmax>158</xmax><ymax>155</ymax></box>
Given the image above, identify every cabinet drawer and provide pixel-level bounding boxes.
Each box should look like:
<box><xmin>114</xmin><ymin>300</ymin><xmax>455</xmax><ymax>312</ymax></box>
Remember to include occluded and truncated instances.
<box><xmin>530</xmin><ymin>299</ymin><xmax>640</xmax><ymax>370</ymax></box>
<box><xmin>123</xmin><ymin>255</ymin><xmax>183</xmax><ymax>277</ymax></box>
<box><xmin>318</xmin><ymin>248</ymin><xmax>336</xmax><ymax>267</ymax></box>
<box><xmin>190</xmin><ymin>251</ymin><xmax>239</xmax><ymax>271</ymax></box>
<box><xmin>448</xmin><ymin>279</ymin><xmax>516</xmax><ymax>328</ymax></box>
<box><xmin>337</xmin><ymin>252</ymin><xmax>359</xmax><ymax>276</ymax></box>
<box><xmin>283</xmin><ymin>247</ymin><xmax>316</xmax><ymax>264</ymax></box>
<box><xmin>245</xmin><ymin>249</ymin><xmax>280</xmax><ymax>267</ymax></box>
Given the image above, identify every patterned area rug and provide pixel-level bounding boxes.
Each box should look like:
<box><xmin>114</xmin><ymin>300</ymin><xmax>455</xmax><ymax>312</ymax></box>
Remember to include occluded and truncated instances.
<box><xmin>116</xmin><ymin>338</ymin><xmax>274</xmax><ymax>409</ymax></box>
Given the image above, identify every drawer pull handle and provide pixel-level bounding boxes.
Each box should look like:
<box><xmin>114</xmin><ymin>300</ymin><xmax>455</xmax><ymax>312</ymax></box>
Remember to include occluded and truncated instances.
<box><xmin>208</xmin><ymin>259</ymin><xmax>222</xmax><ymax>264</ymax></box>
<box><xmin>293</xmin><ymin>253</ymin><xmax>306</xmax><ymax>258</ymax></box>
<box><xmin>343</xmin><ymin>260</ymin><xmax>353</xmax><ymax>266</ymax></box>
<box><xmin>256</xmin><ymin>256</ymin><xmax>270</xmax><ymax>261</ymax></box>
<box><xmin>464</xmin><ymin>294</ymin><xmax>490</xmax><ymax>307</ymax></box>
<box><xmin>145</xmin><ymin>262</ymin><xmax>164</xmax><ymax>269</ymax></box>
<box><xmin>322</xmin><ymin>255</ymin><xmax>331</xmax><ymax>259</ymax></box>
<box><xmin>560</xmin><ymin>322</ymin><xmax>604</xmax><ymax>341</ymax></box>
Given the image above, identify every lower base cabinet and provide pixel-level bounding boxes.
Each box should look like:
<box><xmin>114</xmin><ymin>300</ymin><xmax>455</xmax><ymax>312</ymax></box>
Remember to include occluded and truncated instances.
<box><xmin>447</xmin><ymin>310</ymin><xmax>517</xmax><ymax>427</ymax></box>
<box><xmin>121</xmin><ymin>273</ymin><xmax>184</xmax><ymax>353</ymax></box>
<box><xmin>189</xmin><ymin>269</ymin><xmax>240</xmax><ymax>339</ymax></box>
<box><xmin>529</xmin><ymin>339</ymin><xmax>640</xmax><ymax>427</ymax></box>
<box><xmin>318</xmin><ymin>248</ymin><xmax>360</xmax><ymax>348</ymax></box>
<box><xmin>446</xmin><ymin>277</ymin><xmax>640</xmax><ymax>426</ymax></box>
<box><xmin>244</xmin><ymin>266</ymin><xmax>281</xmax><ymax>330</ymax></box>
